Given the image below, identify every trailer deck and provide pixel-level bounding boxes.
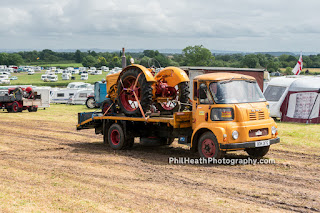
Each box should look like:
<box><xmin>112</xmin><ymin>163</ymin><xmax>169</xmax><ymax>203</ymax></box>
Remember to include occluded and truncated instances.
<box><xmin>77</xmin><ymin>111</ymin><xmax>192</xmax><ymax>130</ymax></box>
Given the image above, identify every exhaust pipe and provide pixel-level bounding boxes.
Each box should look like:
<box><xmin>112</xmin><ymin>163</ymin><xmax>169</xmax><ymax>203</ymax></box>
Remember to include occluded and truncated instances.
<box><xmin>121</xmin><ymin>47</ymin><xmax>126</xmax><ymax>69</ymax></box>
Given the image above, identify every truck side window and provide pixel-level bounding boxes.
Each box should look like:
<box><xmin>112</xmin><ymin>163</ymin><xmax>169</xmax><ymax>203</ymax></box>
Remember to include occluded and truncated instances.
<box><xmin>199</xmin><ymin>83</ymin><xmax>213</xmax><ymax>104</ymax></box>
<box><xmin>193</xmin><ymin>82</ymin><xmax>197</xmax><ymax>100</ymax></box>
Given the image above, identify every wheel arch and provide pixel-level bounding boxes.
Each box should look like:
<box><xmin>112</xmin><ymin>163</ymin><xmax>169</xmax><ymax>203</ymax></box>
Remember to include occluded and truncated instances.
<box><xmin>154</xmin><ymin>66</ymin><xmax>189</xmax><ymax>87</ymax></box>
<box><xmin>191</xmin><ymin>127</ymin><xmax>226</xmax><ymax>152</ymax></box>
<box><xmin>119</xmin><ymin>64</ymin><xmax>156</xmax><ymax>83</ymax></box>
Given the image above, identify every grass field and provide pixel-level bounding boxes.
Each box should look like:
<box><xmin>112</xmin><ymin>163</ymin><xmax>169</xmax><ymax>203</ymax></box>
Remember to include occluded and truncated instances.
<box><xmin>7</xmin><ymin>71</ymin><xmax>108</xmax><ymax>87</ymax></box>
<box><xmin>0</xmin><ymin>104</ymin><xmax>319</xmax><ymax>212</ymax></box>
<box><xmin>280</xmin><ymin>68</ymin><xmax>320</xmax><ymax>74</ymax></box>
<box><xmin>26</xmin><ymin>62</ymin><xmax>83</xmax><ymax>69</ymax></box>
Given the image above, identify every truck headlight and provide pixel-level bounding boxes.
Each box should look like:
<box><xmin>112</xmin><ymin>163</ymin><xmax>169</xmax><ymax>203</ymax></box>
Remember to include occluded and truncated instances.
<box><xmin>271</xmin><ymin>126</ymin><xmax>277</xmax><ymax>135</ymax></box>
<box><xmin>211</xmin><ymin>108</ymin><xmax>234</xmax><ymax>121</ymax></box>
<box><xmin>232</xmin><ymin>131</ymin><xmax>239</xmax><ymax>140</ymax></box>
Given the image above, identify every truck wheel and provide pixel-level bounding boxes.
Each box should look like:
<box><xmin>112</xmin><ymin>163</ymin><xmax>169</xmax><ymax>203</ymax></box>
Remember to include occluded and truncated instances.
<box><xmin>86</xmin><ymin>97</ymin><xmax>95</xmax><ymax>109</ymax></box>
<box><xmin>117</xmin><ymin>68</ymin><xmax>152</xmax><ymax>117</ymax></box>
<box><xmin>101</xmin><ymin>99</ymin><xmax>115</xmax><ymax>115</ymax></box>
<box><xmin>28</xmin><ymin>106</ymin><xmax>38</xmax><ymax>112</ymax></box>
<box><xmin>108</xmin><ymin>123</ymin><xmax>127</xmax><ymax>150</ymax></box>
<box><xmin>245</xmin><ymin>146</ymin><xmax>270</xmax><ymax>158</ymax></box>
<box><xmin>11</xmin><ymin>102</ymin><xmax>20</xmax><ymax>113</ymax></box>
<box><xmin>156</xmin><ymin>82</ymin><xmax>190</xmax><ymax>113</ymax></box>
<box><xmin>198</xmin><ymin>132</ymin><xmax>224</xmax><ymax>159</ymax></box>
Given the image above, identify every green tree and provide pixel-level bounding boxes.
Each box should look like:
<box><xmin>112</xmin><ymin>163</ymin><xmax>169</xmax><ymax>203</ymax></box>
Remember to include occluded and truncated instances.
<box><xmin>0</xmin><ymin>53</ymin><xmax>9</xmax><ymax>65</ymax></box>
<box><xmin>75</xmin><ymin>50</ymin><xmax>82</xmax><ymax>63</ymax></box>
<box><xmin>97</xmin><ymin>56</ymin><xmax>107</xmax><ymax>67</ymax></box>
<box><xmin>8</xmin><ymin>54</ymin><xmax>24</xmax><ymax>66</ymax></box>
<box><xmin>283</xmin><ymin>67</ymin><xmax>292</xmax><ymax>75</ymax></box>
<box><xmin>182</xmin><ymin>45</ymin><xmax>214</xmax><ymax>66</ymax></box>
<box><xmin>82</xmin><ymin>55</ymin><xmax>98</xmax><ymax>67</ymax></box>
<box><xmin>241</xmin><ymin>54</ymin><xmax>259</xmax><ymax>68</ymax></box>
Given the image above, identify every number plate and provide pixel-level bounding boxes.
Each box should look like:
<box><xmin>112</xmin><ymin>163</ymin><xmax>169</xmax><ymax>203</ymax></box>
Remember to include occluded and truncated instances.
<box><xmin>255</xmin><ymin>140</ymin><xmax>270</xmax><ymax>147</ymax></box>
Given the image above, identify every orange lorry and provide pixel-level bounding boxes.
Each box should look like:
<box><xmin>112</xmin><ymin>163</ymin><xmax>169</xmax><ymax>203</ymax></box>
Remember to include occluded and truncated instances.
<box><xmin>77</xmin><ymin>64</ymin><xmax>279</xmax><ymax>158</ymax></box>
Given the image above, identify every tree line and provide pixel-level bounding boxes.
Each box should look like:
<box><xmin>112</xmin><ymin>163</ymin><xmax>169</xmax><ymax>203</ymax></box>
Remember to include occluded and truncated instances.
<box><xmin>1</xmin><ymin>46</ymin><xmax>320</xmax><ymax>74</ymax></box>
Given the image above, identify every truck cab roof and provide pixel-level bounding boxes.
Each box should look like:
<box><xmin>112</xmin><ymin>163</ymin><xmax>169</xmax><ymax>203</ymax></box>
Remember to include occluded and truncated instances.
<box><xmin>194</xmin><ymin>72</ymin><xmax>256</xmax><ymax>81</ymax></box>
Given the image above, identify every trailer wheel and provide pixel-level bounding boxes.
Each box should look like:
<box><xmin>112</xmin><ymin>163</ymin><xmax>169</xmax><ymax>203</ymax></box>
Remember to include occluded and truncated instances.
<box><xmin>198</xmin><ymin>132</ymin><xmax>224</xmax><ymax>159</ymax></box>
<box><xmin>117</xmin><ymin>68</ymin><xmax>152</xmax><ymax>117</ymax></box>
<box><xmin>108</xmin><ymin>123</ymin><xmax>127</xmax><ymax>150</ymax></box>
<box><xmin>28</xmin><ymin>106</ymin><xmax>38</xmax><ymax>112</ymax></box>
<box><xmin>11</xmin><ymin>102</ymin><xmax>20</xmax><ymax>113</ymax></box>
<box><xmin>86</xmin><ymin>97</ymin><xmax>95</xmax><ymax>109</ymax></box>
<box><xmin>245</xmin><ymin>146</ymin><xmax>270</xmax><ymax>158</ymax></box>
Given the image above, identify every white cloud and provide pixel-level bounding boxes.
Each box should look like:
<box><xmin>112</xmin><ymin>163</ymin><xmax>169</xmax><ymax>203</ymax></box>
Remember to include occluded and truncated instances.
<box><xmin>0</xmin><ymin>0</ymin><xmax>320</xmax><ymax>51</ymax></box>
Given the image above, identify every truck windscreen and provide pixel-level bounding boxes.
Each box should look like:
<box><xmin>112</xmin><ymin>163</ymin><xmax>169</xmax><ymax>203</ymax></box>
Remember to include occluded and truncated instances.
<box><xmin>209</xmin><ymin>80</ymin><xmax>266</xmax><ymax>104</ymax></box>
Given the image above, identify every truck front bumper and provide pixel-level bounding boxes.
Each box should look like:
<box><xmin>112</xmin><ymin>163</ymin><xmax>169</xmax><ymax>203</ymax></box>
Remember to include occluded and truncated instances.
<box><xmin>220</xmin><ymin>137</ymin><xmax>280</xmax><ymax>150</ymax></box>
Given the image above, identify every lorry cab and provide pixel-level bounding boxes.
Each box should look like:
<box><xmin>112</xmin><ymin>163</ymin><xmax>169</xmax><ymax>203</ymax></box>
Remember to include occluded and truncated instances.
<box><xmin>191</xmin><ymin>73</ymin><xmax>279</xmax><ymax>158</ymax></box>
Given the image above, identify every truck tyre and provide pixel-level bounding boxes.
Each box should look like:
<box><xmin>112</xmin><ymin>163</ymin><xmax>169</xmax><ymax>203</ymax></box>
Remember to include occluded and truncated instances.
<box><xmin>117</xmin><ymin>68</ymin><xmax>152</xmax><ymax>117</ymax></box>
<box><xmin>86</xmin><ymin>97</ymin><xmax>95</xmax><ymax>109</ymax></box>
<box><xmin>102</xmin><ymin>99</ymin><xmax>115</xmax><ymax>115</ymax></box>
<box><xmin>198</xmin><ymin>132</ymin><xmax>224</xmax><ymax>159</ymax></box>
<box><xmin>245</xmin><ymin>146</ymin><xmax>270</xmax><ymax>158</ymax></box>
<box><xmin>156</xmin><ymin>82</ymin><xmax>190</xmax><ymax>113</ymax></box>
<box><xmin>28</xmin><ymin>106</ymin><xmax>38</xmax><ymax>112</ymax></box>
<box><xmin>11</xmin><ymin>102</ymin><xmax>20</xmax><ymax>113</ymax></box>
<box><xmin>108</xmin><ymin>123</ymin><xmax>127</xmax><ymax>150</ymax></box>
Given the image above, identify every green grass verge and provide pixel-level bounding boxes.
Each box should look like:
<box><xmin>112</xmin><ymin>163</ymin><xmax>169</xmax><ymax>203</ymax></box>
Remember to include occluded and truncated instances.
<box><xmin>5</xmin><ymin>71</ymin><xmax>108</xmax><ymax>87</ymax></box>
<box><xmin>276</xmin><ymin>121</ymin><xmax>320</xmax><ymax>149</ymax></box>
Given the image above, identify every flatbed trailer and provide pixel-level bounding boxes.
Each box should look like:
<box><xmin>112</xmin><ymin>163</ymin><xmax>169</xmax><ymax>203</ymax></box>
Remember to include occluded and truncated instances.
<box><xmin>77</xmin><ymin>111</ymin><xmax>193</xmax><ymax>148</ymax></box>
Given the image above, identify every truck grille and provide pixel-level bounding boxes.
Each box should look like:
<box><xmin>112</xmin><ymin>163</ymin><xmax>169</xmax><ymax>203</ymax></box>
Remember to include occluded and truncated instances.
<box><xmin>249</xmin><ymin>128</ymin><xmax>268</xmax><ymax>137</ymax></box>
<box><xmin>249</xmin><ymin>111</ymin><xmax>265</xmax><ymax>120</ymax></box>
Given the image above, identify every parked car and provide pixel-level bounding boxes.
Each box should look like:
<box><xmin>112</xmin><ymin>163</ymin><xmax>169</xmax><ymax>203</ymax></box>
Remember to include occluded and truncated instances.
<box><xmin>10</xmin><ymin>76</ymin><xmax>18</xmax><ymax>80</ymax></box>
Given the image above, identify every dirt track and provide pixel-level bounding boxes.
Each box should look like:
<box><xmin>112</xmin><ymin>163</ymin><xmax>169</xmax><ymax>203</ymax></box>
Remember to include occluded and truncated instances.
<box><xmin>0</xmin><ymin>110</ymin><xmax>320</xmax><ymax>212</ymax></box>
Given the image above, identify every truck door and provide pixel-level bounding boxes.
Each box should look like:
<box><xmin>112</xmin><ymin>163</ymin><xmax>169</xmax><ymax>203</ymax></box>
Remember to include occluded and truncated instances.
<box><xmin>192</xmin><ymin>81</ymin><xmax>213</xmax><ymax>129</ymax></box>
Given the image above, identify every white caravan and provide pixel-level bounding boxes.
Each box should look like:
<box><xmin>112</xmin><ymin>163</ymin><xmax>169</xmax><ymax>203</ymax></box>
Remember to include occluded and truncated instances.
<box><xmin>62</xmin><ymin>73</ymin><xmax>72</xmax><ymax>80</ymax></box>
<box><xmin>67</xmin><ymin>82</ymin><xmax>92</xmax><ymax>89</ymax></box>
<box><xmin>263</xmin><ymin>75</ymin><xmax>312</xmax><ymax>118</ymax></box>
<box><xmin>67</xmin><ymin>89</ymin><xmax>94</xmax><ymax>105</ymax></box>
<box><xmin>92</xmin><ymin>70</ymin><xmax>102</xmax><ymax>75</ymax></box>
<box><xmin>41</xmin><ymin>74</ymin><xmax>48</xmax><ymax>81</ymax></box>
<box><xmin>27</xmin><ymin>69</ymin><xmax>35</xmax><ymax>75</ymax></box>
<box><xmin>47</xmin><ymin>75</ymin><xmax>58</xmax><ymax>82</ymax></box>
<box><xmin>81</xmin><ymin>73</ymin><xmax>88</xmax><ymax>80</ymax></box>
<box><xmin>50</xmin><ymin>88</ymin><xmax>79</xmax><ymax>104</ymax></box>
<box><xmin>0</xmin><ymin>75</ymin><xmax>10</xmax><ymax>84</ymax></box>
<box><xmin>33</xmin><ymin>87</ymin><xmax>51</xmax><ymax>108</ymax></box>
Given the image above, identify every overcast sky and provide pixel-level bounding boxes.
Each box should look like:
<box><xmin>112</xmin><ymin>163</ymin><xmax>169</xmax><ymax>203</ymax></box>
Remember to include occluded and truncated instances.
<box><xmin>1</xmin><ymin>0</ymin><xmax>319</xmax><ymax>52</ymax></box>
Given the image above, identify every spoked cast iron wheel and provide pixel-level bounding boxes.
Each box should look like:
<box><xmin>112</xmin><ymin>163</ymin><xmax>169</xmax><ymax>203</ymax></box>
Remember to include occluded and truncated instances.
<box><xmin>156</xmin><ymin>82</ymin><xmax>190</xmax><ymax>113</ymax></box>
<box><xmin>117</xmin><ymin>68</ymin><xmax>152</xmax><ymax>117</ymax></box>
<box><xmin>198</xmin><ymin>132</ymin><xmax>224</xmax><ymax>159</ymax></box>
<box><xmin>107</xmin><ymin>123</ymin><xmax>126</xmax><ymax>150</ymax></box>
